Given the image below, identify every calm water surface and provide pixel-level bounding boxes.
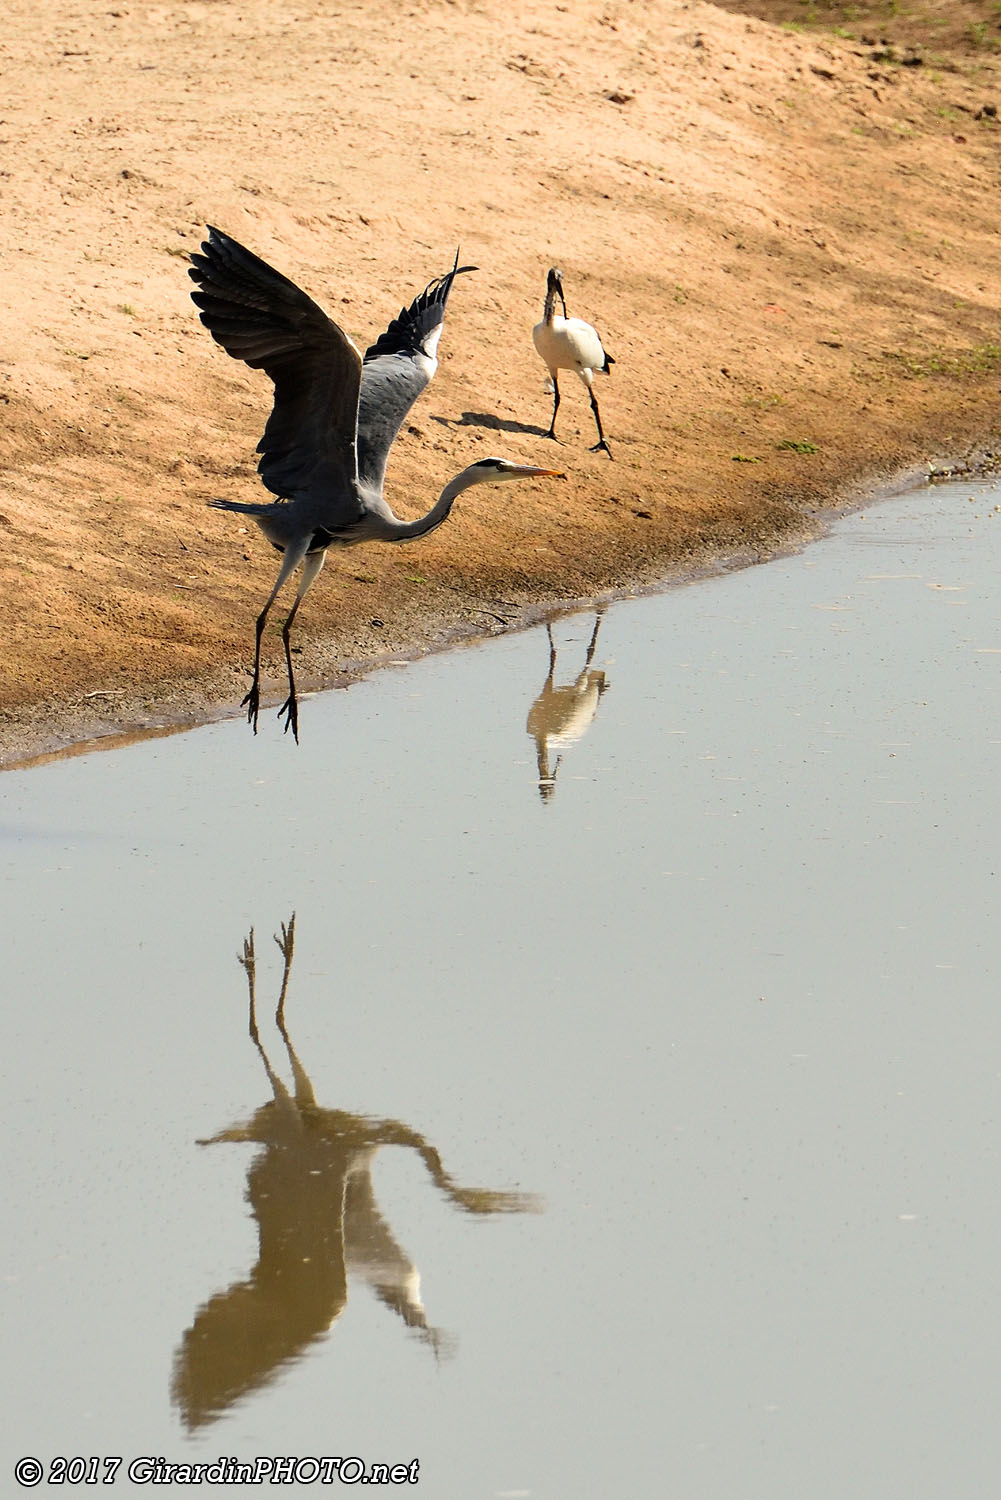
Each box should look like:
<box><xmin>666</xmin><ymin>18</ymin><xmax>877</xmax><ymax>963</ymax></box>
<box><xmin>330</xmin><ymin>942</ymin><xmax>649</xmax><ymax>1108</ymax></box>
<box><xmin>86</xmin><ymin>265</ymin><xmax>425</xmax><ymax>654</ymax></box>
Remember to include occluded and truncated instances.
<box><xmin>3</xmin><ymin>478</ymin><xmax>1001</xmax><ymax>1498</ymax></box>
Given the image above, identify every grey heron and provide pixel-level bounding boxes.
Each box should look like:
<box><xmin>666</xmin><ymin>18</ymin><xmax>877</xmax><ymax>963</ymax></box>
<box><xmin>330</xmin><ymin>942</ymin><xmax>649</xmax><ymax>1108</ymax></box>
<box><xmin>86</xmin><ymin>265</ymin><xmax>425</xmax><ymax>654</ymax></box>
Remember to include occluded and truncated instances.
<box><xmin>532</xmin><ymin>267</ymin><xmax>614</xmax><ymax>456</ymax></box>
<box><xmin>188</xmin><ymin>227</ymin><xmax>564</xmax><ymax>740</ymax></box>
<box><xmin>173</xmin><ymin>914</ymin><xmax>537</xmax><ymax>1429</ymax></box>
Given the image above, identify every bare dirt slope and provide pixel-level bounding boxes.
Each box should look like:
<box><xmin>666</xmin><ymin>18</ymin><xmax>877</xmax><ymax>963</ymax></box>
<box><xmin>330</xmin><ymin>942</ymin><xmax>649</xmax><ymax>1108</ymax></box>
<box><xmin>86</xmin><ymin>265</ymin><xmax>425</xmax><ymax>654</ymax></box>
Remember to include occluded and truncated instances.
<box><xmin>1</xmin><ymin>0</ymin><xmax>999</xmax><ymax>760</ymax></box>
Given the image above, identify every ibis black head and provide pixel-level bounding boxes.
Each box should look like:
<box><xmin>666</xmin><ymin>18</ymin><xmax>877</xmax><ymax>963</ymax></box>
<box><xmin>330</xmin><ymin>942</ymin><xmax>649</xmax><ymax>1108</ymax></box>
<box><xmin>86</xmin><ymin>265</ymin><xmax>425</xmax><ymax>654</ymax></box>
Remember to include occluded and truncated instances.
<box><xmin>545</xmin><ymin>267</ymin><xmax>567</xmax><ymax>317</ymax></box>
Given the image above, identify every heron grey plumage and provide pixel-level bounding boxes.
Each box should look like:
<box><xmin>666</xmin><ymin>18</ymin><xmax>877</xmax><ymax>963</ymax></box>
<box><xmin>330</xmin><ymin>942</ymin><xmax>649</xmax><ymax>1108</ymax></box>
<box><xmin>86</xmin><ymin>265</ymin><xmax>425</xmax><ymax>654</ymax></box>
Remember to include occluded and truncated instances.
<box><xmin>188</xmin><ymin>226</ymin><xmax>564</xmax><ymax>740</ymax></box>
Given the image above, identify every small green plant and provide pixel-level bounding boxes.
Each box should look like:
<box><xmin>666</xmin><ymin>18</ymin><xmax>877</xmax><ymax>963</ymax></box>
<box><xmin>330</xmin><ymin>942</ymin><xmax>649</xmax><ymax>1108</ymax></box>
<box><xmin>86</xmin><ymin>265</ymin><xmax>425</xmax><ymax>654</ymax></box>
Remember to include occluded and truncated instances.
<box><xmin>118</xmin><ymin>303</ymin><xmax>137</xmax><ymax>317</ymax></box>
<box><xmin>732</xmin><ymin>453</ymin><xmax>761</xmax><ymax>463</ymax></box>
<box><xmin>777</xmin><ymin>439</ymin><xmax>819</xmax><ymax>453</ymax></box>
<box><xmin>744</xmin><ymin>392</ymin><xmax>787</xmax><ymax>410</ymax></box>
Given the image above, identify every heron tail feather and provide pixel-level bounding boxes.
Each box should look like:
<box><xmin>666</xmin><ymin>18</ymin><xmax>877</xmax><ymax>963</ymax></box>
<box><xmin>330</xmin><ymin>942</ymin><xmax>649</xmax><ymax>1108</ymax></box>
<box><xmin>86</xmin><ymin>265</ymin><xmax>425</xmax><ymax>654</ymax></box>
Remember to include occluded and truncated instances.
<box><xmin>207</xmin><ymin>497</ymin><xmax>279</xmax><ymax>517</ymax></box>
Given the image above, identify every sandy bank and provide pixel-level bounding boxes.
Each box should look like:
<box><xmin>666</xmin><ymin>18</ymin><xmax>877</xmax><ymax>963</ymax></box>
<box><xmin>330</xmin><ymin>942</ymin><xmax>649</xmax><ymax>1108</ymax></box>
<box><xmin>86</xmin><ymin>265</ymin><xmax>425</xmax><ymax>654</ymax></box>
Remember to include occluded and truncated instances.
<box><xmin>1</xmin><ymin>0</ymin><xmax>999</xmax><ymax>764</ymax></box>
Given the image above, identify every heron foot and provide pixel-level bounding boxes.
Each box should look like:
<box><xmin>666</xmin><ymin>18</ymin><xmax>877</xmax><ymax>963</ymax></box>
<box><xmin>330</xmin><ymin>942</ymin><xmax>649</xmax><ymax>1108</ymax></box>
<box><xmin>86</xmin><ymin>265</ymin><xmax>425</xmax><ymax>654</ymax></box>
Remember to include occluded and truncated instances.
<box><xmin>277</xmin><ymin>692</ymin><xmax>300</xmax><ymax>744</ymax></box>
<box><xmin>544</xmin><ymin>429</ymin><xmax>560</xmax><ymax>442</ymax></box>
<box><xmin>274</xmin><ymin>914</ymin><xmax>295</xmax><ymax>963</ymax></box>
<box><xmin>241</xmin><ymin>681</ymin><xmax>261</xmax><ymax>734</ymax></box>
<box><xmin>589</xmin><ymin>439</ymin><xmax>613</xmax><ymax>458</ymax></box>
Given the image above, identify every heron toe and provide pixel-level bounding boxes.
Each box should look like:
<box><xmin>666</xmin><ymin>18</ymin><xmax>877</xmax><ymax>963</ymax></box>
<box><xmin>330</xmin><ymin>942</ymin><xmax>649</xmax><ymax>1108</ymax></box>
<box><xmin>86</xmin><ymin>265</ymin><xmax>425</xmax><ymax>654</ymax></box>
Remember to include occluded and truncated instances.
<box><xmin>241</xmin><ymin>683</ymin><xmax>262</xmax><ymax>733</ymax></box>
<box><xmin>277</xmin><ymin>694</ymin><xmax>300</xmax><ymax>743</ymax></box>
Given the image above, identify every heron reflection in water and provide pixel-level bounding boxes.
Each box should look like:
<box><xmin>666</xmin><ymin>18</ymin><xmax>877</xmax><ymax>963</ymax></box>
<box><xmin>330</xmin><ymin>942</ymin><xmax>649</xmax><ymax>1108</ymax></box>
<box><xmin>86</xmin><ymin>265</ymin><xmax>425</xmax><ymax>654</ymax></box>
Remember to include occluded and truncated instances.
<box><xmin>526</xmin><ymin>609</ymin><xmax>610</xmax><ymax>802</ymax></box>
<box><xmin>172</xmin><ymin>916</ymin><xmax>538</xmax><ymax>1429</ymax></box>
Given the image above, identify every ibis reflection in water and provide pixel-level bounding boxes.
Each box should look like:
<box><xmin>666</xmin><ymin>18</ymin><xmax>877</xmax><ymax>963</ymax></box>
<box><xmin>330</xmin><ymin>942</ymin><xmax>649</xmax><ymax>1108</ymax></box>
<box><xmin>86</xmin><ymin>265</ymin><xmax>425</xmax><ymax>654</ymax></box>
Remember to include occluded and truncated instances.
<box><xmin>526</xmin><ymin>610</ymin><xmax>610</xmax><ymax>802</ymax></box>
<box><xmin>172</xmin><ymin>917</ymin><xmax>539</xmax><ymax>1430</ymax></box>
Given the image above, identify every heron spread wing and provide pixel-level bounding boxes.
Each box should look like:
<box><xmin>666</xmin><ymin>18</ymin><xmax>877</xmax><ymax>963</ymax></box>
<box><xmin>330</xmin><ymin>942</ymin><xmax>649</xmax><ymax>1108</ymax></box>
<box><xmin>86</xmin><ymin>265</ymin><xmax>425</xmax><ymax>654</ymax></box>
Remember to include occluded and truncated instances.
<box><xmin>189</xmin><ymin>227</ymin><xmax>364</xmax><ymax>517</ymax></box>
<box><xmin>356</xmin><ymin>252</ymin><xmax>476</xmax><ymax>493</ymax></box>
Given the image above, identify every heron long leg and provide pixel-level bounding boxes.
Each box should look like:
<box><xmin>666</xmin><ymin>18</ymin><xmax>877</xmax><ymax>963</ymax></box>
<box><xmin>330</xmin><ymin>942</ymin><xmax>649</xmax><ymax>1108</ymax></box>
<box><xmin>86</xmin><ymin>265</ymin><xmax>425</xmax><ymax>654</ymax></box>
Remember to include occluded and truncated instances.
<box><xmin>269</xmin><ymin>913</ymin><xmax>319</xmax><ymax>1109</ymax></box>
<box><xmin>587</xmin><ymin>388</ymin><xmax>612</xmax><ymax>458</ymax></box>
<box><xmin>272</xmin><ymin>914</ymin><xmax>296</xmax><ymax>1026</ymax></box>
<box><xmin>545</xmin><ymin>372</ymin><xmax>561</xmax><ymax>440</ymax></box>
<box><xmin>277</xmin><ymin>548</ymin><xmax>327</xmax><ymax>742</ymax></box>
<box><xmin>239</xmin><ymin>929</ymin><xmax>258</xmax><ymax>1039</ymax></box>
<box><xmin>243</xmin><ymin>538</ymin><xmax>312</xmax><ymax>734</ymax></box>
<box><xmin>244</xmin><ymin>608</ymin><xmax>270</xmax><ymax>733</ymax></box>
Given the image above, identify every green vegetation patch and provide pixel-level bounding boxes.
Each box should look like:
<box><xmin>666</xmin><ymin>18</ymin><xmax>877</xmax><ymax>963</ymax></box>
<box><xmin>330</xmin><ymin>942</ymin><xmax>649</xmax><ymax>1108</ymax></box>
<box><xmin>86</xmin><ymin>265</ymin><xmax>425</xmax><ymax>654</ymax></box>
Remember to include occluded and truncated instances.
<box><xmin>883</xmin><ymin>343</ymin><xmax>1001</xmax><ymax>379</ymax></box>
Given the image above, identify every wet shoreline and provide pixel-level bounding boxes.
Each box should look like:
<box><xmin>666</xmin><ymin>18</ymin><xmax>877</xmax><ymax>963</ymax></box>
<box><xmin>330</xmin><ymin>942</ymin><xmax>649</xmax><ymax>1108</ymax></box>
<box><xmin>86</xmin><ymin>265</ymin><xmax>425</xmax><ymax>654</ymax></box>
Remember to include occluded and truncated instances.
<box><xmin>4</xmin><ymin>448</ymin><xmax>998</xmax><ymax>772</ymax></box>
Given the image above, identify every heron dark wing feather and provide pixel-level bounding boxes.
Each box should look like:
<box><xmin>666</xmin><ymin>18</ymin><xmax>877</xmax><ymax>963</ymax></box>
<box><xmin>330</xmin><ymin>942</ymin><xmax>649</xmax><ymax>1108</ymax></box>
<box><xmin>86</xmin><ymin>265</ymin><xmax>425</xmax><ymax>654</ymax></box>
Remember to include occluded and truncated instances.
<box><xmin>363</xmin><ymin>255</ymin><xmax>477</xmax><ymax>363</ymax></box>
<box><xmin>189</xmin><ymin>227</ymin><xmax>364</xmax><ymax>520</ymax></box>
<box><xmin>356</xmin><ymin>252</ymin><xmax>475</xmax><ymax>492</ymax></box>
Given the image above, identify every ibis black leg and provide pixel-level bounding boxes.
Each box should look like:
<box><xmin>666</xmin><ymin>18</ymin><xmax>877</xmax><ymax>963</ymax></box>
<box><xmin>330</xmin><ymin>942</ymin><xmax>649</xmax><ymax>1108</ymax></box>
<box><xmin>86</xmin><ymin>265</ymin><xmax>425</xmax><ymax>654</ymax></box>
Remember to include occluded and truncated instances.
<box><xmin>545</xmin><ymin>374</ymin><xmax>561</xmax><ymax>441</ymax></box>
<box><xmin>588</xmin><ymin>390</ymin><xmax>612</xmax><ymax>458</ymax></box>
<box><xmin>584</xmin><ymin>608</ymin><xmax>603</xmax><ymax>667</ymax></box>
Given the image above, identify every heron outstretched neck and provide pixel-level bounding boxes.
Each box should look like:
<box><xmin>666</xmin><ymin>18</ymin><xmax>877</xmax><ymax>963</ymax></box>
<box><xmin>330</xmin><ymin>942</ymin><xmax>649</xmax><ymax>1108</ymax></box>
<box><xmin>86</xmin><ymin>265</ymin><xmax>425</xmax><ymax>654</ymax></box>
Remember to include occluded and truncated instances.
<box><xmin>189</xmin><ymin>227</ymin><xmax>565</xmax><ymax>740</ymax></box>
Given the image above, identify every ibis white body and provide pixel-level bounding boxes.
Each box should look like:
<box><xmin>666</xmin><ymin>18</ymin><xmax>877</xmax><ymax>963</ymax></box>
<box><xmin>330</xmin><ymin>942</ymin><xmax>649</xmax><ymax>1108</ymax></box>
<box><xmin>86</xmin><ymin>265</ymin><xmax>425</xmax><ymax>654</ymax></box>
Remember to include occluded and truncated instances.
<box><xmin>532</xmin><ymin>314</ymin><xmax>608</xmax><ymax>389</ymax></box>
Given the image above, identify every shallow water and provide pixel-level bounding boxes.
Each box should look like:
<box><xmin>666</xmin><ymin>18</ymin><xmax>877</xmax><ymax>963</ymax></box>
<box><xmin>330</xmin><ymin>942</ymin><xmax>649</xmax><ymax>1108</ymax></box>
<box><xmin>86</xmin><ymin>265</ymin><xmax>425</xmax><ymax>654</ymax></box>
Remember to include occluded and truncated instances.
<box><xmin>3</xmin><ymin>477</ymin><xmax>1001</xmax><ymax>1498</ymax></box>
